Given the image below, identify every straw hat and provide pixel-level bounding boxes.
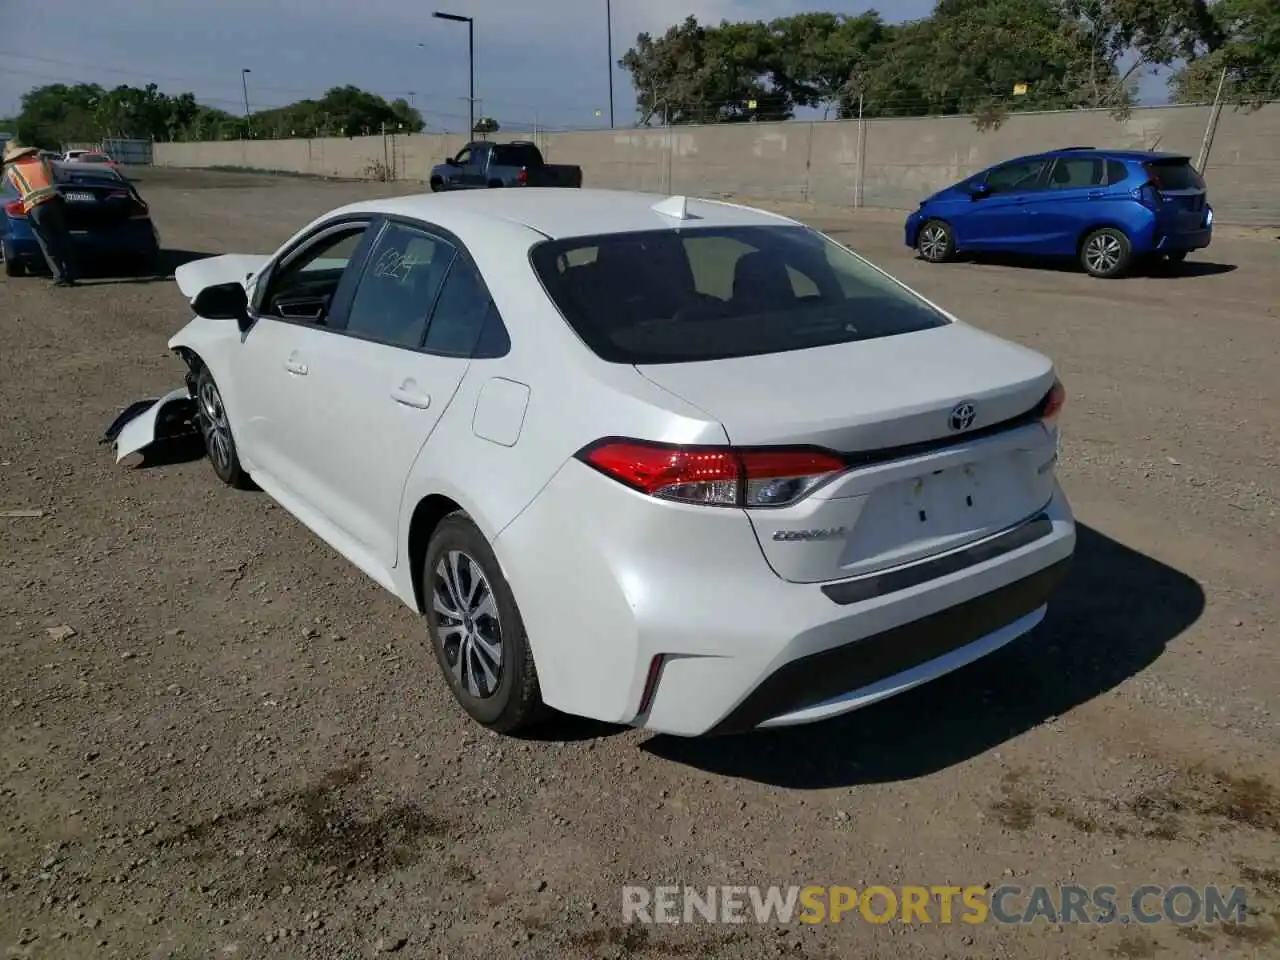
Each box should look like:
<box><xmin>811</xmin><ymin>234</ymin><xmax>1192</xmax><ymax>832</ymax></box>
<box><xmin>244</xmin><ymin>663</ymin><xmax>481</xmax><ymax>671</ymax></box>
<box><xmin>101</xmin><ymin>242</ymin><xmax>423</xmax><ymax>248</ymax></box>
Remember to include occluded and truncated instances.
<box><xmin>2</xmin><ymin>140</ymin><xmax>39</xmax><ymax>164</ymax></box>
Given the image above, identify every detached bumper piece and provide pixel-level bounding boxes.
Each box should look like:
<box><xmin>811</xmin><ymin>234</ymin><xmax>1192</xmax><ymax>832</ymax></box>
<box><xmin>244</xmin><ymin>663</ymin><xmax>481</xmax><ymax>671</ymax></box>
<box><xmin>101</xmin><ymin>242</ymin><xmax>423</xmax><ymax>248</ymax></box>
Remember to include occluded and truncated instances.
<box><xmin>707</xmin><ymin>558</ymin><xmax>1071</xmax><ymax>735</ymax></box>
<box><xmin>101</xmin><ymin>387</ymin><xmax>200</xmax><ymax>463</ymax></box>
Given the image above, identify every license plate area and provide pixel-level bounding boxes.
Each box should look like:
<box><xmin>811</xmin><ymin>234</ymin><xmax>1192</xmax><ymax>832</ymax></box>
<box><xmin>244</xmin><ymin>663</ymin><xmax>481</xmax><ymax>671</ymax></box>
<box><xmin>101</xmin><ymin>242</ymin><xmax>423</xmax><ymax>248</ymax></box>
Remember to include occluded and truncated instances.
<box><xmin>63</xmin><ymin>192</ymin><xmax>97</xmax><ymax>203</ymax></box>
<box><xmin>837</xmin><ymin>451</ymin><xmax>1040</xmax><ymax>577</ymax></box>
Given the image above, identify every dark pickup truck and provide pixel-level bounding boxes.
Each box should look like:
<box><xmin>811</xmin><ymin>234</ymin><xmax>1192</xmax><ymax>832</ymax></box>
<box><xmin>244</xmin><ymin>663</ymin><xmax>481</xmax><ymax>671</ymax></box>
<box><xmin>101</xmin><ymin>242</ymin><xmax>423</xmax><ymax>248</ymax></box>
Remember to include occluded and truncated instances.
<box><xmin>429</xmin><ymin>140</ymin><xmax>582</xmax><ymax>191</ymax></box>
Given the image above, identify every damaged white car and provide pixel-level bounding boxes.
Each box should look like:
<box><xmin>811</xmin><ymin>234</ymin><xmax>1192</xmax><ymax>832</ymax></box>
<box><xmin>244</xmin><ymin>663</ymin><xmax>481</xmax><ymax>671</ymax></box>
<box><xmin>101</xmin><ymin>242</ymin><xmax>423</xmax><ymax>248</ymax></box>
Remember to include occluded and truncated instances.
<box><xmin>106</xmin><ymin>189</ymin><xmax>1075</xmax><ymax>737</ymax></box>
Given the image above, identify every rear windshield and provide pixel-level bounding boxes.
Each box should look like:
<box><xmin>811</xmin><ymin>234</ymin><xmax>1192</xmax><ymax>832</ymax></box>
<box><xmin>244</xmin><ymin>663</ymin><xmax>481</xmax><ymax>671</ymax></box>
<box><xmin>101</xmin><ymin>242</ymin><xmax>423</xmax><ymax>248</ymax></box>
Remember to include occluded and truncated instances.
<box><xmin>1145</xmin><ymin>159</ymin><xmax>1205</xmax><ymax>191</ymax></box>
<box><xmin>528</xmin><ymin>225</ymin><xmax>950</xmax><ymax>364</ymax></box>
<box><xmin>490</xmin><ymin>144</ymin><xmax>541</xmax><ymax>167</ymax></box>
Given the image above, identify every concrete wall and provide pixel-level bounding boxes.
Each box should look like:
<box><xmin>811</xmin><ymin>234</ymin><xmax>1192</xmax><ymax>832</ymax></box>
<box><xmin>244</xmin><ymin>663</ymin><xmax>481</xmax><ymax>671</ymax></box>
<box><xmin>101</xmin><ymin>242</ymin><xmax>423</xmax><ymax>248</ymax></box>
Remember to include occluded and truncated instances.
<box><xmin>154</xmin><ymin>103</ymin><xmax>1280</xmax><ymax>225</ymax></box>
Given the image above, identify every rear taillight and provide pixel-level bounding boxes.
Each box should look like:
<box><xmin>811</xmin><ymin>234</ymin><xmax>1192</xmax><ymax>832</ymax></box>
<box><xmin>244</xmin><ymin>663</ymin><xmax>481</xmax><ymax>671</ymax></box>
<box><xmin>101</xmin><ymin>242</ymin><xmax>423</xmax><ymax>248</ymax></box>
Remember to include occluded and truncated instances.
<box><xmin>1040</xmin><ymin>378</ymin><xmax>1066</xmax><ymax>427</ymax></box>
<box><xmin>109</xmin><ymin>189</ymin><xmax>149</xmax><ymax>219</ymax></box>
<box><xmin>1133</xmin><ymin>180</ymin><xmax>1161</xmax><ymax>210</ymax></box>
<box><xmin>4</xmin><ymin>200</ymin><xmax>26</xmax><ymax>218</ymax></box>
<box><xmin>516</xmin><ymin>168</ymin><xmax>528</xmax><ymax>185</ymax></box>
<box><xmin>576</xmin><ymin>440</ymin><xmax>847</xmax><ymax>508</ymax></box>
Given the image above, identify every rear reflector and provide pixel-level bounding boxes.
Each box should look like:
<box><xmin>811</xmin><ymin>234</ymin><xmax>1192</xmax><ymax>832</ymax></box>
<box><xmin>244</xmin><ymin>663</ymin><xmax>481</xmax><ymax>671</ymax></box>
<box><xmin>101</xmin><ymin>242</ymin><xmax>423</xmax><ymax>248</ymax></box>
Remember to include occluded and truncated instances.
<box><xmin>637</xmin><ymin>654</ymin><xmax>666</xmax><ymax>715</ymax></box>
<box><xmin>4</xmin><ymin>200</ymin><xmax>26</xmax><ymax>218</ymax></box>
<box><xmin>576</xmin><ymin>439</ymin><xmax>847</xmax><ymax>507</ymax></box>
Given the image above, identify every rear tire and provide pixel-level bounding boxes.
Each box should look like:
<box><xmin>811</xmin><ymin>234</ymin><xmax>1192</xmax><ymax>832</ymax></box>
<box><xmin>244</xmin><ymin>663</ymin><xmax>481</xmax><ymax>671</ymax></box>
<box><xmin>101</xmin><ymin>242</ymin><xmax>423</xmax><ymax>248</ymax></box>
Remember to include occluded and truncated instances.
<box><xmin>916</xmin><ymin>219</ymin><xmax>957</xmax><ymax>263</ymax></box>
<box><xmin>194</xmin><ymin>366</ymin><xmax>252</xmax><ymax>489</ymax></box>
<box><xmin>1165</xmin><ymin>251</ymin><xmax>1188</xmax><ymax>263</ymax></box>
<box><xmin>3</xmin><ymin>255</ymin><xmax>22</xmax><ymax>277</ymax></box>
<box><xmin>423</xmin><ymin>513</ymin><xmax>545</xmax><ymax>734</ymax></box>
<box><xmin>1080</xmin><ymin>227</ymin><xmax>1132</xmax><ymax>278</ymax></box>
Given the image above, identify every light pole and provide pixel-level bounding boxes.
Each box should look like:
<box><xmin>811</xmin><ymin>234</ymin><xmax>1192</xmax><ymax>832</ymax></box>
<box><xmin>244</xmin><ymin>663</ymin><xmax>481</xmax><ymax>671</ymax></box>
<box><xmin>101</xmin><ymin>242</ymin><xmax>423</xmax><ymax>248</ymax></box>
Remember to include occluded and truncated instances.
<box><xmin>240</xmin><ymin>68</ymin><xmax>251</xmax><ymax>136</ymax></box>
<box><xmin>431</xmin><ymin>12</ymin><xmax>475</xmax><ymax>135</ymax></box>
<box><xmin>606</xmin><ymin>0</ymin><xmax>614</xmax><ymax>128</ymax></box>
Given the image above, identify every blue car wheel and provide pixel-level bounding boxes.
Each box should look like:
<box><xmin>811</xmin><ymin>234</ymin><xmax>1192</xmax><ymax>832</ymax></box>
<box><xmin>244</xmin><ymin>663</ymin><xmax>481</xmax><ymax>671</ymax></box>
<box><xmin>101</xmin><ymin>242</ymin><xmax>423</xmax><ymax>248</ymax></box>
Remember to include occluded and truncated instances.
<box><xmin>1080</xmin><ymin>227</ymin><xmax>1133</xmax><ymax>279</ymax></box>
<box><xmin>917</xmin><ymin>219</ymin><xmax>957</xmax><ymax>264</ymax></box>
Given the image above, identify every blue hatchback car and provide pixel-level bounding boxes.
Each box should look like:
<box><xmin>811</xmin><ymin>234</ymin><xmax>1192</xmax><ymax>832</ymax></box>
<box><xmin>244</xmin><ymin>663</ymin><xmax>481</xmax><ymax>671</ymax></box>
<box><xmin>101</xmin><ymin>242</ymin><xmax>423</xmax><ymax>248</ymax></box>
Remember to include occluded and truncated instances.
<box><xmin>2</xmin><ymin>164</ymin><xmax>161</xmax><ymax>277</ymax></box>
<box><xmin>904</xmin><ymin>149</ymin><xmax>1213</xmax><ymax>278</ymax></box>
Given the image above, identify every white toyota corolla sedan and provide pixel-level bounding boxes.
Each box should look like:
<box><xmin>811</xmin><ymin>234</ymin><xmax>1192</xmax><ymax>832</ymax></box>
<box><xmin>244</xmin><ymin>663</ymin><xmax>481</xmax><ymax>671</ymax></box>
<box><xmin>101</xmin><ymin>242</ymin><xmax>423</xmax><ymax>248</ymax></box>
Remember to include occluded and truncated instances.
<box><xmin>107</xmin><ymin>187</ymin><xmax>1076</xmax><ymax>737</ymax></box>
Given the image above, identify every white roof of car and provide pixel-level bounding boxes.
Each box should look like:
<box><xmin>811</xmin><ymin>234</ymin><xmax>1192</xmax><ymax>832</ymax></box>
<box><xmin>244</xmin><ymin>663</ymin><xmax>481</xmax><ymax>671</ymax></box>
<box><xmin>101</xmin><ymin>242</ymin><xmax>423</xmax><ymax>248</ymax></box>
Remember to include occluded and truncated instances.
<box><xmin>340</xmin><ymin>188</ymin><xmax>802</xmax><ymax>241</ymax></box>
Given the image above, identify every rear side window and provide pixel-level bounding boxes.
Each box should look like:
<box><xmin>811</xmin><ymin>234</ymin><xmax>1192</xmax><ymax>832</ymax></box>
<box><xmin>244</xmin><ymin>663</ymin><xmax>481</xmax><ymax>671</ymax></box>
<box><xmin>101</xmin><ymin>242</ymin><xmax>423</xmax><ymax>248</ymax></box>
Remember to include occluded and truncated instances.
<box><xmin>491</xmin><ymin>144</ymin><xmax>542</xmax><ymax>167</ymax></box>
<box><xmin>529</xmin><ymin>225</ymin><xmax>950</xmax><ymax>365</ymax></box>
<box><xmin>1145</xmin><ymin>160</ymin><xmax>1205</xmax><ymax>191</ymax></box>
<box><xmin>1106</xmin><ymin>160</ymin><xmax>1130</xmax><ymax>185</ymax></box>
<box><xmin>344</xmin><ymin>222</ymin><xmax>456</xmax><ymax>349</ymax></box>
<box><xmin>1048</xmin><ymin>157</ymin><xmax>1104</xmax><ymax>189</ymax></box>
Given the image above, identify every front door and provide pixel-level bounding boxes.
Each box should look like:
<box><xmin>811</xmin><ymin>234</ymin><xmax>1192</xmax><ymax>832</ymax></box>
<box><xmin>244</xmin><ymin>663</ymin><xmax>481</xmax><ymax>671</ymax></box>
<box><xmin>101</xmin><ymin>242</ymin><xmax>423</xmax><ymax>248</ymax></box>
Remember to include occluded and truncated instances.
<box><xmin>235</xmin><ymin>219</ymin><xmax>376</xmax><ymax>506</ymax></box>
<box><xmin>956</xmin><ymin>157</ymin><xmax>1051</xmax><ymax>252</ymax></box>
<box><xmin>289</xmin><ymin>219</ymin><xmax>492</xmax><ymax>568</ymax></box>
<box><xmin>460</xmin><ymin>143</ymin><xmax>491</xmax><ymax>187</ymax></box>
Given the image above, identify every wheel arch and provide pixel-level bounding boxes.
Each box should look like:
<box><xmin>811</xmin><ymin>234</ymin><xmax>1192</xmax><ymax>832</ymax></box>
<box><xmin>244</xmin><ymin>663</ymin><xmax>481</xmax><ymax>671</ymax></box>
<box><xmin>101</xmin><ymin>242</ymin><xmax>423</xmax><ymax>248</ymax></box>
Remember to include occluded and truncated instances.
<box><xmin>406</xmin><ymin>494</ymin><xmax>466</xmax><ymax>615</ymax></box>
<box><xmin>1076</xmin><ymin>222</ymin><xmax>1134</xmax><ymax>255</ymax></box>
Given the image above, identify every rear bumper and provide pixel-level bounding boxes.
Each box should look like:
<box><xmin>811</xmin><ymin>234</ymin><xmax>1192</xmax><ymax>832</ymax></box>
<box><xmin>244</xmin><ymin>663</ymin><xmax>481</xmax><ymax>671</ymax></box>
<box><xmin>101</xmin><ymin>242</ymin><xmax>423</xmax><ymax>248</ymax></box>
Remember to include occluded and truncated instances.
<box><xmin>1155</xmin><ymin>228</ymin><xmax>1211</xmax><ymax>253</ymax></box>
<box><xmin>496</xmin><ymin>458</ymin><xmax>1076</xmax><ymax>737</ymax></box>
<box><xmin>4</xmin><ymin>219</ymin><xmax>158</xmax><ymax>263</ymax></box>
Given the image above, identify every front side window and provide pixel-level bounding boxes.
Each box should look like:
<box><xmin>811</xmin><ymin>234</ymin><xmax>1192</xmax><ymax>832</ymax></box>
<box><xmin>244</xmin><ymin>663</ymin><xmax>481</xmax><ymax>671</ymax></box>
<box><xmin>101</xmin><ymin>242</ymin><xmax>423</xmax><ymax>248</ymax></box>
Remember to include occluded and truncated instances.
<box><xmin>259</xmin><ymin>225</ymin><xmax>369</xmax><ymax>322</ymax></box>
<box><xmin>343</xmin><ymin>222</ymin><xmax>456</xmax><ymax>349</ymax></box>
<box><xmin>529</xmin><ymin>225</ymin><xmax>949</xmax><ymax>365</ymax></box>
<box><xmin>984</xmin><ymin>159</ymin><xmax>1049</xmax><ymax>194</ymax></box>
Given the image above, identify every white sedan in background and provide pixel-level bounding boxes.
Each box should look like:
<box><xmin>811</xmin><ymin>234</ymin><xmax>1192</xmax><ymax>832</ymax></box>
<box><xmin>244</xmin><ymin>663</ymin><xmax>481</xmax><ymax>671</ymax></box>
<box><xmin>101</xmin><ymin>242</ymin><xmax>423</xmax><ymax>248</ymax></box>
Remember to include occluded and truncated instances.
<box><xmin>107</xmin><ymin>188</ymin><xmax>1076</xmax><ymax>737</ymax></box>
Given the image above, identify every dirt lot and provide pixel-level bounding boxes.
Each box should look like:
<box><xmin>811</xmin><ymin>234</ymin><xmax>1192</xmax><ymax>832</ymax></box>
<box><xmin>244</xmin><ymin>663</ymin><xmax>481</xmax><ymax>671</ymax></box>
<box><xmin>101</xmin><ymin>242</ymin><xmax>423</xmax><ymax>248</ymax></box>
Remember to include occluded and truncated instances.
<box><xmin>1</xmin><ymin>167</ymin><xmax>1278</xmax><ymax>960</ymax></box>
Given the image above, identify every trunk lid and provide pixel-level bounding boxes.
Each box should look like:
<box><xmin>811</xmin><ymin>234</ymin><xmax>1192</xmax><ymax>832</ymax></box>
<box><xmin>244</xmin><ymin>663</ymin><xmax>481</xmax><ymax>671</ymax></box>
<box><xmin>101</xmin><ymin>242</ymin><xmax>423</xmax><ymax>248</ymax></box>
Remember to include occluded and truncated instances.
<box><xmin>1144</xmin><ymin>158</ymin><xmax>1209</xmax><ymax>235</ymax></box>
<box><xmin>636</xmin><ymin>322</ymin><xmax>1060</xmax><ymax>583</ymax></box>
<box><xmin>57</xmin><ymin>181</ymin><xmax>145</xmax><ymax>231</ymax></box>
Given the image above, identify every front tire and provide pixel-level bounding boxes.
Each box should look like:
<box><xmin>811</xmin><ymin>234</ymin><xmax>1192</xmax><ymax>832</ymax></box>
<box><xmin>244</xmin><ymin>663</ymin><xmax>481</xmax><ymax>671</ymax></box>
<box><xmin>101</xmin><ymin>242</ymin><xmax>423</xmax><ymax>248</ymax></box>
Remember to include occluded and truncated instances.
<box><xmin>195</xmin><ymin>366</ymin><xmax>252</xmax><ymax>489</ymax></box>
<box><xmin>424</xmin><ymin>513</ymin><xmax>545</xmax><ymax>733</ymax></box>
<box><xmin>916</xmin><ymin>219</ymin><xmax>956</xmax><ymax>263</ymax></box>
<box><xmin>1081</xmin><ymin>227</ymin><xmax>1132</xmax><ymax>278</ymax></box>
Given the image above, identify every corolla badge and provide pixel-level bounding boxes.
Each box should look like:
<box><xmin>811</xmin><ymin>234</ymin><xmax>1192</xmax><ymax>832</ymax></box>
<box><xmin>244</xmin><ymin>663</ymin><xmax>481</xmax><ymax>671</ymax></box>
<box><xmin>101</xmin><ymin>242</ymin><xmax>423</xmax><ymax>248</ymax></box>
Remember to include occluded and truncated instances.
<box><xmin>948</xmin><ymin>401</ymin><xmax>977</xmax><ymax>432</ymax></box>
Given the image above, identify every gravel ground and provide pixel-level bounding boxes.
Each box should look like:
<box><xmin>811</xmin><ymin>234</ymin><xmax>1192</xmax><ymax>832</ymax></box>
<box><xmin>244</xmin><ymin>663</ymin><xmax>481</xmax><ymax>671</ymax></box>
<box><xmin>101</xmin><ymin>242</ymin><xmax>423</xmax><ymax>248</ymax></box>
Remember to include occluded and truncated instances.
<box><xmin>1</xmin><ymin>167</ymin><xmax>1278</xmax><ymax>960</ymax></box>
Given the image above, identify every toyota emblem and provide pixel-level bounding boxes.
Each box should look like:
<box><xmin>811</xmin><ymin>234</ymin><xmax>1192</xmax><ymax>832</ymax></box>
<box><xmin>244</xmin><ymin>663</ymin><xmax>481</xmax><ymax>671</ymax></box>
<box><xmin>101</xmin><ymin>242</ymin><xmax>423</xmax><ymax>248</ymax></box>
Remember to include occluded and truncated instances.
<box><xmin>948</xmin><ymin>402</ymin><xmax>977</xmax><ymax>432</ymax></box>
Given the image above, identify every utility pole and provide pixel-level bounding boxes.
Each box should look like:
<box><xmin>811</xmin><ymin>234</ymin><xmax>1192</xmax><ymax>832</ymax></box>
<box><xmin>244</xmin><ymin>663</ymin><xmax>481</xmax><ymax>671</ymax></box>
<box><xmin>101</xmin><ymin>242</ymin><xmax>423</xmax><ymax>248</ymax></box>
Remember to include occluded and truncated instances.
<box><xmin>431</xmin><ymin>12</ymin><xmax>475</xmax><ymax>135</ymax></box>
<box><xmin>606</xmin><ymin>0</ymin><xmax>615</xmax><ymax>128</ymax></box>
<box><xmin>241</xmin><ymin>68</ymin><xmax>252</xmax><ymax>137</ymax></box>
<box><xmin>1196</xmin><ymin>66</ymin><xmax>1230</xmax><ymax>173</ymax></box>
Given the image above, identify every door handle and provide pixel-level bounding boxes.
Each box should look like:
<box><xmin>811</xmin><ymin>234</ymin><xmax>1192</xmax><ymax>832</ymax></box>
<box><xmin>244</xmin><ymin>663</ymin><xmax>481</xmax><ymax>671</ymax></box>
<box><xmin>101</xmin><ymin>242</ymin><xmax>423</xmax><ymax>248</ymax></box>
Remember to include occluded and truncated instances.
<box><xmin>284</xmin><ymin>356</ymin><xmax>308</xmax><ymax>376</ymax></box>
<box><xmin>391</xmin><ymin>384</ymin><xmax>431</xmax><ymax>410</ymax></box>
<box><xmin>1088</xmin><ymin>190</ymin><xmax>1106</xmax><ymax>198</ymax></box>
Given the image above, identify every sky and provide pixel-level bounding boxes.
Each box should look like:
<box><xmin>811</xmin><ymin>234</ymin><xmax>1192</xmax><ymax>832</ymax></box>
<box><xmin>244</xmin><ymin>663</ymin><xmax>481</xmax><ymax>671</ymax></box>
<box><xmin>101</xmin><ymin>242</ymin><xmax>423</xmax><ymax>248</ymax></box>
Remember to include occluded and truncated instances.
<box><xmin>1</xmin><ymin>0</ymin><xmax>1168</xmax><ymax>131</ymax></box>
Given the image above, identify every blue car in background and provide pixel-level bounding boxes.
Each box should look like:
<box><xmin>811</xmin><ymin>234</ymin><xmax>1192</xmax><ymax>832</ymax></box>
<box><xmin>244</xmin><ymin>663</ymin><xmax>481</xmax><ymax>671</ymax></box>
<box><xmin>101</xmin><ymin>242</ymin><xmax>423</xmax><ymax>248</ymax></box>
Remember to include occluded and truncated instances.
<box><xmin>2</xmin><ymin>163</ymin><xmax>161</xmax><ymax>277</ymax></box>
<box><xmin>904</xmin><ymin>148</ymin><xmax>1213</xmax><ymax>278</ymax></box>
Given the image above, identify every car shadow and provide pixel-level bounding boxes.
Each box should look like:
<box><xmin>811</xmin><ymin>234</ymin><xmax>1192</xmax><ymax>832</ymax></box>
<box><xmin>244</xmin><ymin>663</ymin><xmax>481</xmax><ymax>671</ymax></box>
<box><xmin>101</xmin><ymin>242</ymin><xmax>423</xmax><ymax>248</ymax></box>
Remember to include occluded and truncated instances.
<box><xmin>639</xmin><ymin>523</ymin><xmax>1204</xmax><ymax>788</ymax></box>
<box><xmin>71</xmin><ymin>249</ymin><xmax>217</xmax><ymax>286</ymax></box>
<box><xmin>133</xmin><ymin>433</ymin><xmax>208</xmax><ymax>468</ymax></box>
<box><xmin>953</xmin><ymin>253</ymin><xmax>1237</xmax><ymax>278</ymax></box>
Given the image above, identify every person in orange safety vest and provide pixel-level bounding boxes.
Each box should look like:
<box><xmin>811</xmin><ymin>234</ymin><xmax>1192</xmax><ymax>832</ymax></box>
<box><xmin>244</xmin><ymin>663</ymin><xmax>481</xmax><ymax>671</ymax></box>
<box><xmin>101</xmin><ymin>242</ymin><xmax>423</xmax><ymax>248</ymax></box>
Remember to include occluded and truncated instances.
<box><xmin>3</xmin><ymin>140</ymin><xmax>80</xmax><ymax>286</ymax></box>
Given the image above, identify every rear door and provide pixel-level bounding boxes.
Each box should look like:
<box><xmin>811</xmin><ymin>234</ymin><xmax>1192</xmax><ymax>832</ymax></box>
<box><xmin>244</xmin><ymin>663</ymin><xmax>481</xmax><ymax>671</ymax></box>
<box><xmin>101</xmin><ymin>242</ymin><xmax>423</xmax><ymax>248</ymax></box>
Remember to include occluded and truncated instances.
<box><xmin>955</xmin><ymin>157</ymin><xmax>1051</xmax><ymax>251</ymax></box>
<box><xmin>1145</xmin><ymin>157</ymin><xmax>1209</xmax><ymax>236</ymax></box>
<box><xmin>292</xmin><ymin>218</ymin><xmax>499</xmax><ymax>567</ymax></box>
<box><xmin>1034</xmin><ymin>155</ymin><xmax>1109</xmax><ymax>255</ymax></box>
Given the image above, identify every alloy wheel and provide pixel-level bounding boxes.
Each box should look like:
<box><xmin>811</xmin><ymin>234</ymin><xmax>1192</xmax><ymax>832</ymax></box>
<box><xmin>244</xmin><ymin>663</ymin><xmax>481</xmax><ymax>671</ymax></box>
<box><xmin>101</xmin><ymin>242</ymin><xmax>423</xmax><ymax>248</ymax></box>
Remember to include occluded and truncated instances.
<box><xmin>432</xmin><ymin>550</ymin><xmax>504</xmax><ymax>699</ymax></box>
<box><xmin>197</xmin><ymin>378</ymin><xmax>233</xmax><ymax>475</ymax></box>
<box><xmin>920</xmin><ymin>223</ymin><xmax>950</xmax><ymax>261</ymax></box>
<box><xmin>1085</xmin><ymin>234</ymin><xmax>1123</xmax><ymax>275</ymax></box>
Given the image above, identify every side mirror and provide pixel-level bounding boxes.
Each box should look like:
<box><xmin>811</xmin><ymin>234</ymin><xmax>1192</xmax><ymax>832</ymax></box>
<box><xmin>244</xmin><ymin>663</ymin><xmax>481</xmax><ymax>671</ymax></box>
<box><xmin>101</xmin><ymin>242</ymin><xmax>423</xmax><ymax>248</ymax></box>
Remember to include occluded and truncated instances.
<box><xmin>446</xmin><ymin>157</ymin><xmax>460</xmax><ymax>166</ymax></box>
<box><xmin>192</xmin><ymin>281</ymin><xmax>252</xmax><ymax>333</ymax></box>
<box><xmin>970</xmin><ymin>183</ymin><xmax>991</xmax><ymax>200</ymax></box>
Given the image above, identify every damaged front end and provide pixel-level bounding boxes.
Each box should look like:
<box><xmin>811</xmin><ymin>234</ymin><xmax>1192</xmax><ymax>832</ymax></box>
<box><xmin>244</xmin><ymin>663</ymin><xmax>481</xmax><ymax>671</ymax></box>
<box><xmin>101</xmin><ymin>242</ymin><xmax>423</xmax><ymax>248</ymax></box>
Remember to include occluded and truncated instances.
<box><xmin>101</xmin><ymin>355</ymin><xmax>203</xmax><ymax>464</ymax></box>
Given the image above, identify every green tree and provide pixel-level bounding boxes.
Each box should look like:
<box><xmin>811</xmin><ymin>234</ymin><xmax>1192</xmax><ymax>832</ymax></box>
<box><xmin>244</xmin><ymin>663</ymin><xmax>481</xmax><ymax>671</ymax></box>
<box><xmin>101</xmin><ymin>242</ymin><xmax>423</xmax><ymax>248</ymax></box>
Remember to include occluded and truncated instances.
<box><xmin>765</xmin><ymin>12</ymin><xmax>888</xmax><ymax>118</ymax></box>
<box><xmin>1170</xmin><ymin>0</ymin><xmax>1280</xmax><ymax>105</ymax></box>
